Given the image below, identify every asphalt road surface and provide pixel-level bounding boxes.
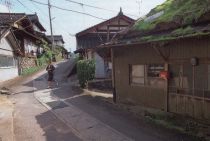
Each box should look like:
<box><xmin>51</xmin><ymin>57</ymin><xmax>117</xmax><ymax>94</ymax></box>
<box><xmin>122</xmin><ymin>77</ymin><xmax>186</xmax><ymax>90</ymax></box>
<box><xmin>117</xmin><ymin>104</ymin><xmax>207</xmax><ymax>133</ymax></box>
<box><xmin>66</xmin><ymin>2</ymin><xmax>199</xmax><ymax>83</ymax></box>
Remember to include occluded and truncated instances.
<box><xmin>9</xmin><ymin>60</ymin><xmax>197</xmax><ymax>141</ymax></box>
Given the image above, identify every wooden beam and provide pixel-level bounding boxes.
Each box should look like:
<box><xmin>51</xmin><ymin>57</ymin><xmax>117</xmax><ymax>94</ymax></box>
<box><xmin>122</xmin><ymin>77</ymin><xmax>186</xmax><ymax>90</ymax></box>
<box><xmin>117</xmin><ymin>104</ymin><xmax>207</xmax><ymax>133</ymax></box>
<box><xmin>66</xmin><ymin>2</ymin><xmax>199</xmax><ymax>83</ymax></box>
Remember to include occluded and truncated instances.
<box><xmin>107</xmin><ymin>25</ymin><xmax>129</xmax><ymax>27</ymax></box>
<box><xmin>96</xmin><ymin>29</ymin><xmax>123</xmax><ymax>32</ymax></box>
<box><xmin>95</xmin><ymin>28</ymin><xmax>104</xmax><ymax>44</ymax></box>
<box><xmin>107</xmin><ymin>25</ymin><xmax>110</xmax><ymax>42</ymax></box>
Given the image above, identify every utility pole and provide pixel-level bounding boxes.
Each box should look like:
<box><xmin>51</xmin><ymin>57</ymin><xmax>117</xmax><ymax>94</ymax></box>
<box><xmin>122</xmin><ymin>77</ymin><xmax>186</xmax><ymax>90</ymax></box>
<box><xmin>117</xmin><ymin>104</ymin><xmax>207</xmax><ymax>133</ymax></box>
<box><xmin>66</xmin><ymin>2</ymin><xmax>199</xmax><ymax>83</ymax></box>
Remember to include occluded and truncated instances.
<box><xmin>48</xmin><ymin>0</ymin><xmax>54</xmax><ymax>51</ymax></box>
<box><xmin>2</xmin><ymin>0</ymin><xmax>12</xmax><ymax>12</ymax></box>
<box><xmin>136</xmin><ymin>0</ymin><xmax>142</xmax><ymax>16</ymax></box>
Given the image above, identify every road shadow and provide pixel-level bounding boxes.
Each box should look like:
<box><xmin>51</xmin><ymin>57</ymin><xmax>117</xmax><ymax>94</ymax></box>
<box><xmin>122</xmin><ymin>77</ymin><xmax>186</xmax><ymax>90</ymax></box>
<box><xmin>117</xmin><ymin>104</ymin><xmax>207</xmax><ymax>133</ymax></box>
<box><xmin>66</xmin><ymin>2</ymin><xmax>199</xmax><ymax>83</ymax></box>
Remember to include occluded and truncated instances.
<box><xmin>11</xmin><ymin>60</ymin><xmax>199</xmax><ymax>141</ymax></box>
<box><xmin>35</xmin><ymin>110</ymin><xmax>81</xmax><ymax>141</ymax></box>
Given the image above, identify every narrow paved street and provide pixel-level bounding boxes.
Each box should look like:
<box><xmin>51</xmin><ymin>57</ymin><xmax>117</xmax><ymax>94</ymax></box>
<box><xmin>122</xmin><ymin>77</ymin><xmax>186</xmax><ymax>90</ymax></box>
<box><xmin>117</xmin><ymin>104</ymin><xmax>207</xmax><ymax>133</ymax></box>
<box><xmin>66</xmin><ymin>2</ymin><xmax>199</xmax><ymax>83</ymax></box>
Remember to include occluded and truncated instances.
<box><xmin>9</xmin><ymin>60</ymin><xmax>195</xmax><ymax>141</ymax></box>
<box><xmin>10</xmin><ymin>61</ymin><xmax>81</xmax><ymax>141</ymax></box>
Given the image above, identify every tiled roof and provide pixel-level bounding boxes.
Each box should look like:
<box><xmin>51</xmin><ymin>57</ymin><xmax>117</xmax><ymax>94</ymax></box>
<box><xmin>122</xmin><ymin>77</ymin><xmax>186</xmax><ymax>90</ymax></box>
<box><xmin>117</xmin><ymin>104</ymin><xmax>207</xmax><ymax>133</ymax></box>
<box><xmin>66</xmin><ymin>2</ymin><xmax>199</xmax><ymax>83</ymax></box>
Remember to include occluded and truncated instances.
<box><xmin>27</xmin><ymin>14</ymin><xmax>46</xmax><ymax>31</ymax></box>
<box><xmin>0</xmin><ymin>13</ymin><xmax>25</xmax><ymax>25</ymax></box>
<box><xmin>0</xmin><ymin>13</ymin><xmax>46</xmax><ymax>31</ymax></box>
<box><xmin>47</xmin><ymin>35</ymin><xmax>65</xmax><ymax>43</ymax></box>
<box><xmin>76</xmin><ymin>11</ymin><xmax>135</xmax><ymax>37</ymax></box>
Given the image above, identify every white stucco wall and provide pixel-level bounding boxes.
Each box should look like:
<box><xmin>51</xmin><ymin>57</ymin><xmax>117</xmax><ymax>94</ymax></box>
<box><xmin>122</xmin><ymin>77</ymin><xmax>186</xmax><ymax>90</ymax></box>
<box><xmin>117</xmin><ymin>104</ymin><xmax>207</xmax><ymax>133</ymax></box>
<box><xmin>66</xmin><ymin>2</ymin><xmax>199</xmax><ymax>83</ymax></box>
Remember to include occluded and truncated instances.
<box><xmin>0</xmin><ymin>38</ymin><xmax>19</xmax><ymax>82</ymax></box>
<box><xmin>95</xmin><ymin>52</ymin><xmax>106</xmax><ymax>78</ymax></box>
<box><xmin>0</xmin><ymin>38</ymin><xmax>13</xmax><ymax>56</ymax></box>
<box><xmin>0</xmin><ymin>68</ymin><xmax>18</xmax><ymax>82</ymax></box>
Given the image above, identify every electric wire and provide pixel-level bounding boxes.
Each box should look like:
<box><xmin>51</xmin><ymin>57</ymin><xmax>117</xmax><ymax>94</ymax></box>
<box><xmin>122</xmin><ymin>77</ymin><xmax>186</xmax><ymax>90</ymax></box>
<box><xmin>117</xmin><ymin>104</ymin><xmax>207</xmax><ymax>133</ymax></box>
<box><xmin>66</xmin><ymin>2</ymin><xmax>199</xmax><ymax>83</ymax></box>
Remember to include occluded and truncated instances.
<box><xmin>27</xmin><ymin>0</ymin><xmax>106</xmax><ymax>20</ymax></box>
<box><xmin>15</xmin><ymin>0</ymin><xmax>34</xmax><ymax>13</ymax></box>
<box><xmin>65</xmin><ymin>0</ymin><xmax>139</xmax><ymax>18</ymax></box>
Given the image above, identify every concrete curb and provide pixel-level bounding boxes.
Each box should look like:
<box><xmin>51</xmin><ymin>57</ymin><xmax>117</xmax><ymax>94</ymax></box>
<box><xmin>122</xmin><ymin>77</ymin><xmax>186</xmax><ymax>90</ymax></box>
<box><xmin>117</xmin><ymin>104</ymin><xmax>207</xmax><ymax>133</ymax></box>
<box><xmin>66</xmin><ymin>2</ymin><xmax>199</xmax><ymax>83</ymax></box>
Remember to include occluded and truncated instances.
<box><xmin>33</xmin><ymin>80</ymin><xmax>133</xmax><ymax>141</ymax></box>
<box><xmin>50</xmin><ymin>94</ymin><xmax>134</xmax><ymax>141</ymax></box>
<box><xmin>83</xmin><ymin>89</ymin><xmax>113</xmax><ymax>99</ymax></box>
<box><xmin>49</xmin><ymin>88</ymin><xmax>134</xmax><ymax>141</ymax></box>
<box><xmin>32</xmin><ymin>82</ymin><xmax>84</xmax><ymax>141</ymax></box>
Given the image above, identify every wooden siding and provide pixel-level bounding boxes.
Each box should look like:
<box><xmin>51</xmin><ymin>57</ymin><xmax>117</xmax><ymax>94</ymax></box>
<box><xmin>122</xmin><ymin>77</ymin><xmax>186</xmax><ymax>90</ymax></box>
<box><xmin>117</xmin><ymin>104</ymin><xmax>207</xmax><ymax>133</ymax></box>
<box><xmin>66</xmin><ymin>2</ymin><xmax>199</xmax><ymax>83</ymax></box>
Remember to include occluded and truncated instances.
<box><xmin>113</xmin><ymin>36</ymin><xmax>210</xmax><ymax>121</ymax></box>
<box><xmin>114</xmin><ymin>45</ymin><xmax>166</xmax><ymax>110</ymax></box>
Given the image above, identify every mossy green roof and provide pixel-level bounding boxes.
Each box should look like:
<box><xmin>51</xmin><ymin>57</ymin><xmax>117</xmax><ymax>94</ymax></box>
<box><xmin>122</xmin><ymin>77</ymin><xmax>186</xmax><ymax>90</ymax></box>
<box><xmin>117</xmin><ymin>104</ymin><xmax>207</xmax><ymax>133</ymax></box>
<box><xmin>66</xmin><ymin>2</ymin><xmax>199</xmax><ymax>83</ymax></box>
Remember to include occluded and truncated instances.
<box><xmin>133</xmin><ymin>0</ymin><xmax>210</xmax><ymax>31</ymax></box>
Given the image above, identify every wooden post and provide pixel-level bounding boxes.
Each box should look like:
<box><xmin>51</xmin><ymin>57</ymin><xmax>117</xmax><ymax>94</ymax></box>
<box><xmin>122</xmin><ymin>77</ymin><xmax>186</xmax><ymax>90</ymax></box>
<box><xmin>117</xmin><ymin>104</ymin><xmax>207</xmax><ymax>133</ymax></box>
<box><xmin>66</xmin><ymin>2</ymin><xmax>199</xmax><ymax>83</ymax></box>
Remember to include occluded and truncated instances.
<box><xmin>192</xmin><ymin>66</ymin><xmax>195</xmax><ymax>118</ymax></box>
<box><xmin>107</xmin><ymin>25</ymin><xmax>110</xmax><ymax>42</ymax></box>
<box><xmin>111</xmin><ymin>48</ymin><xmax>116</xmax><ymax>103</ymax></box>
<box><xmin>165</xmin><ymin>63</ymin><xmax>169</xmax><ymax>112</ymax></box>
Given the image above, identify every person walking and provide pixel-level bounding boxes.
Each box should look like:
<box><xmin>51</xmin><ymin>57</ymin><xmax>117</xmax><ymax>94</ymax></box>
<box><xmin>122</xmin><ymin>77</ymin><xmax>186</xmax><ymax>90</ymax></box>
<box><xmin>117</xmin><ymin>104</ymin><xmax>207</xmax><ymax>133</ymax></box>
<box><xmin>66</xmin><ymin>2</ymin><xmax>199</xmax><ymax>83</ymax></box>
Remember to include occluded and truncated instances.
<box><xmin>46</xmin><ymin>61</ymin><xmax>55</xmax><ymax>88</ymax></box>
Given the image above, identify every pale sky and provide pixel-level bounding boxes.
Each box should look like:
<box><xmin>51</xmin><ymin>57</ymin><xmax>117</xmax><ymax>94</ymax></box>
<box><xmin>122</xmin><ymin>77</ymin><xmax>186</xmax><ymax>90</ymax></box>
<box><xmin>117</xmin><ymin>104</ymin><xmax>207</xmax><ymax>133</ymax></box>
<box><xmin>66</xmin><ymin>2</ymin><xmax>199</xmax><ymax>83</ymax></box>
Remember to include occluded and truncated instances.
<box><xmin>0</xmin><ymin>0</ymin><xmax>166</xmax><ymax>51</ymax></box>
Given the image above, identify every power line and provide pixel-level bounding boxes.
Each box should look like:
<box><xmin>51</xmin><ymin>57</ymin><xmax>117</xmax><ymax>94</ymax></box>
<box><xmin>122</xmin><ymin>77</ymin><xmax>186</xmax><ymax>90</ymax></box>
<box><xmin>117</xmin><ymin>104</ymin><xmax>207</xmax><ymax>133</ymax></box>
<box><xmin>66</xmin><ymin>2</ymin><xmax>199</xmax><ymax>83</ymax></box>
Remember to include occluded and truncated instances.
<box><xmin>66</xmin><ymin>0</ymin><xmax>113</xmax><ymax>11</ymax></box>
<box><xmin>28</xmin><ymin>0</ymin><xmax>49</xmax><ymax>17</ymax></box>
<box><xmin>27</xmin><ymin>0</ymin><xmax>106</xmax><ymax>20</ymax></box>
<box><xmin>13</xmin><ymin>0</ymin><xmax>51</xmax><ymax>32</ymax></box>
<box><xmin>65</xmin><ymin>0</ymin><xmax>138</xmax><ymax>18</ymax></box>
<box><xmin>15</xmin><ymin>0</ymin><xmax>34</xmax><ymax>13</ymax></box>
<box><xmin>27</xmin><ymin>0</ymin><xmax>76</xmax><ymax>36</ymax></box>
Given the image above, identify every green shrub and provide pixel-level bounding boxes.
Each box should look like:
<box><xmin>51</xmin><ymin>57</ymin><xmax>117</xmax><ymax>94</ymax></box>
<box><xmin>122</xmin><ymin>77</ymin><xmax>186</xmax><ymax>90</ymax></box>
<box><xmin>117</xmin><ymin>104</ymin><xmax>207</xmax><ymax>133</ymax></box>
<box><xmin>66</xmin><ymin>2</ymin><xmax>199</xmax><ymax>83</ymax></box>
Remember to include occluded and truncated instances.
<box><xmin>37</xmin><ymin>43</ymin><xmax>52</xmax><ymax>66</ymax></box>
<box><xmin>22</xmin><ymin>66</ymin><xmax>43</xmax><ymax>76</ymax></box>
<box><xmin>77</xmin><ymin>60</ymin><xmax>95</xmax><ymax>88</ymax></box>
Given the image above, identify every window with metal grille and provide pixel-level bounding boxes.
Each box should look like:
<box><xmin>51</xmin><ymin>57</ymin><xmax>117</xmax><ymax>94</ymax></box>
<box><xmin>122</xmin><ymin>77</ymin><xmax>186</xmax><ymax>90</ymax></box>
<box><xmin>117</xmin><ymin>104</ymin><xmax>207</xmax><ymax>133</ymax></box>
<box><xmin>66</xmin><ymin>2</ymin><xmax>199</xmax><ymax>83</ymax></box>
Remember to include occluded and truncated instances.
<box><xmin>0</xmin><ymin>55</ymin><xmax>16</xmax><ymax>68</ymax></box>
<box><xmin>169</xmin><ymin>64</ymin><xmax>210</xmax><ymax>98</ymax></box>
<box><xmin>129</xmin><ymin>64</ymin><xmax>165</xmax><ymax>87</ymax></box>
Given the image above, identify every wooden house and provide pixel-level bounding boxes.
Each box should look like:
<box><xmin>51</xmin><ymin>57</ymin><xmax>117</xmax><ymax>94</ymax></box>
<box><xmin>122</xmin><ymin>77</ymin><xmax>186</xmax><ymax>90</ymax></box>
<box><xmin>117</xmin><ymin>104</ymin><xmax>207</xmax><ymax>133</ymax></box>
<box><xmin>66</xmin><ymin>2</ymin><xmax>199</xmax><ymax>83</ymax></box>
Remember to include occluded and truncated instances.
<box><xmin>75</xmin><ymin>9</ymin><xmax>135</xmax><ymax>79</ymax></box>
<box><xmin>0</xmin><ymin>27</ymin><xmax>22</xmax><ymax>82</ymax></box>
<box><xmin>102</xmin><ymin>0</ymin><xmax>210</xmax><ymax>122</ymax></box>
<box><xmin>0</xmin><ymin>12</ymin><xmax>48</xmax><ymax>73</ymax></box>
<box><xmin>0</xmin><ymin>13</ymin><xmax>47</xmax><ymax>57</ymax></box>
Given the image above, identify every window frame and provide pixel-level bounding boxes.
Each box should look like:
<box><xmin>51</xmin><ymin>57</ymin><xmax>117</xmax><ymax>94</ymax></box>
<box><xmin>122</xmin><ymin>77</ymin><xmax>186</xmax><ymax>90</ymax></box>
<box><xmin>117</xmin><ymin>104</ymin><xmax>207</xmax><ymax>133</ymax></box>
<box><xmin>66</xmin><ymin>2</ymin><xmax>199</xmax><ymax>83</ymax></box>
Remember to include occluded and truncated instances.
<box><xmin>129</xmin><ymin>64</ymin><xmax>165</xmax><ymax>86</ymax></box>
<box><xmin>129</xmin><ymin>64</ymin><xmax>145</xmax><ymax>85</ymax></box>
<box><xmin>0</xmin><ymin>55</ymin><xmax>17</xmax><ymax>69</ymax></box>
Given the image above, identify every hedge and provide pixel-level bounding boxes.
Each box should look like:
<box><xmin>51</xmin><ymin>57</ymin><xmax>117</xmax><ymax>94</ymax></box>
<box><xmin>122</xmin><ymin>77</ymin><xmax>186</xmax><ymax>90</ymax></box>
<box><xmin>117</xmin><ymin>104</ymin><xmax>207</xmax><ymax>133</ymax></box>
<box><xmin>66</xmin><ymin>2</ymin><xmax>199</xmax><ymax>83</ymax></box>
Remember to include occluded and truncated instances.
<box><xmin>77</xmin><ymin>60</ymin><xmax>95</xmax><ymax>88</ymax></box>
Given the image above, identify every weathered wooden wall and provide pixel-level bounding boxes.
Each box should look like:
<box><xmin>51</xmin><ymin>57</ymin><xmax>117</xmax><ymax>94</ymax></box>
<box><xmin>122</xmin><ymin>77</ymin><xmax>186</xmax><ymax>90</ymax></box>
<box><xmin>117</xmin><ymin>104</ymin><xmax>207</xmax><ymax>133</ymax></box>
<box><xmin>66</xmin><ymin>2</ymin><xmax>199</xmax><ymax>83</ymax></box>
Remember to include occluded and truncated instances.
<box><xmin>113</xmin><ymin>36</ymin><xmax>210</xmax><ymax>121</ymax></box>
<box><xmin>113</xmin><ymin>44</ymin><xmax>166</xmax><ymax>110</ymax></box>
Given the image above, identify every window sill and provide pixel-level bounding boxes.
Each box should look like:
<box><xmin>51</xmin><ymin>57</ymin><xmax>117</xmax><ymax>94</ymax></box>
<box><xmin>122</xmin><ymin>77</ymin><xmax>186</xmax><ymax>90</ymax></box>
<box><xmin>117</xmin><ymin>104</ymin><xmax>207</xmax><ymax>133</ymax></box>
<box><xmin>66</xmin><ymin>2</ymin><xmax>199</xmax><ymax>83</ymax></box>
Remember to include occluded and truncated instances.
<box><xmin>130</xmin><ymin>83</ymin><xmax>145</xmax><ymax>87</ymax></box>
<box><xmin>130</xmin><ymin>83</ymin><xmax>164</xmax><ymax>89</ymax></box>
<box><xmin>0</xmin><ymin>66</ymin><xmax>17</xmax><ymax>69</ymax></box>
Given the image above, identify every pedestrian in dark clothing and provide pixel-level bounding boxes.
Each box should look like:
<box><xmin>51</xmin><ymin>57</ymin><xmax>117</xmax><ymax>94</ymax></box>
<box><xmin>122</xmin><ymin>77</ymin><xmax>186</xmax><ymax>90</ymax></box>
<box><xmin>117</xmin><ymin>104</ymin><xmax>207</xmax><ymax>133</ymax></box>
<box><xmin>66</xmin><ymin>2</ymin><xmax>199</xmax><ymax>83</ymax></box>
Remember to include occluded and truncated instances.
<box><xmin>46</xmin><ymin>61</ymin><xmax>55</xmax><ymax>88</ymax></box>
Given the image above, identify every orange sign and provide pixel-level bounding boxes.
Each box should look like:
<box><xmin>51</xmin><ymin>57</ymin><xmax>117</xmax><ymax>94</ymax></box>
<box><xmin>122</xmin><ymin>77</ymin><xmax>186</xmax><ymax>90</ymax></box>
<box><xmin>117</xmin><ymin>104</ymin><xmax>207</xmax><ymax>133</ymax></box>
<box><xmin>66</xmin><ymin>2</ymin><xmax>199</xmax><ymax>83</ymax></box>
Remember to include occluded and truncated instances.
<box><xmin>159</xmin><ymin>71</ymin><xmax>169</xmax><ymax>80</ymax></box>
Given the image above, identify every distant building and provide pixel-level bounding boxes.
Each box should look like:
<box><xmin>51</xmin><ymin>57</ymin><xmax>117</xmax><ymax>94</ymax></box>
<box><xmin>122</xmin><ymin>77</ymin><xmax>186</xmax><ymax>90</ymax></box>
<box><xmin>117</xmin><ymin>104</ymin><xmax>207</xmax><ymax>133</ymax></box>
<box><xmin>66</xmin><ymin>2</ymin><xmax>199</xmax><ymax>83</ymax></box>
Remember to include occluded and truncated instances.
<box><xmin>47</xmin><ymin>35</ymin><xmax>65</xmax><ymax>47</ymax></box>
<box><xmin>75</xmin><ymin>9</ymin><xmax>135</xmax><ymax>79</ymax></box>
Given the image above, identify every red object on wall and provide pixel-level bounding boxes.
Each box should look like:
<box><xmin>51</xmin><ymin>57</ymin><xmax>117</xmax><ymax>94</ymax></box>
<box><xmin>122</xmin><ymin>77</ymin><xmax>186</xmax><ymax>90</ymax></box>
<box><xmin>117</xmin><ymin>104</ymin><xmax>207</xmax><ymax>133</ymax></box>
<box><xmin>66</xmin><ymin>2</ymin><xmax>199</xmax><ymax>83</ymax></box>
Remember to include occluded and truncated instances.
<box><xmin>159</xmin><ymin>71</ymin><xmax>169</xmax><ymax>80</ymax></box>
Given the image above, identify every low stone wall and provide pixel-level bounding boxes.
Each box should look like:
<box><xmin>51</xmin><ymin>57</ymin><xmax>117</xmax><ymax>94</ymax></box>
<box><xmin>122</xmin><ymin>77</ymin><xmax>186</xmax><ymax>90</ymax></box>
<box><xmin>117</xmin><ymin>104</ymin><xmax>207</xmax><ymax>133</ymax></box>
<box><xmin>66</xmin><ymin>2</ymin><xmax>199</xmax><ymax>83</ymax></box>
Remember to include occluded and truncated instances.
<box><xmin>19</xmin><ymin>57</ymin><xmax>37</xmax><ymax>70</ymax></box>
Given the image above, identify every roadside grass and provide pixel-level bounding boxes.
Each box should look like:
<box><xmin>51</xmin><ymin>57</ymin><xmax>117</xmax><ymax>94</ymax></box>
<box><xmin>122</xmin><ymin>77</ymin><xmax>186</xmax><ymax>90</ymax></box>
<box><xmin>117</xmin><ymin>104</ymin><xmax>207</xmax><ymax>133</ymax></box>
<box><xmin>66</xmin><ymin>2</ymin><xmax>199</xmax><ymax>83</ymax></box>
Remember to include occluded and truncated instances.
<box><xmin>21</xmin><ymin>66</ymin><xmax>46</xmax><ymax>76</ymax></box>
<box><xmin>115</xmin><ymin>103</ymin><xmax>210</xmax><ymax>141</ymax></box>
<box><xmin>143</xmin><ymin>111</ymin><xmax>209</xmax><ymax>141</ymax></box>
